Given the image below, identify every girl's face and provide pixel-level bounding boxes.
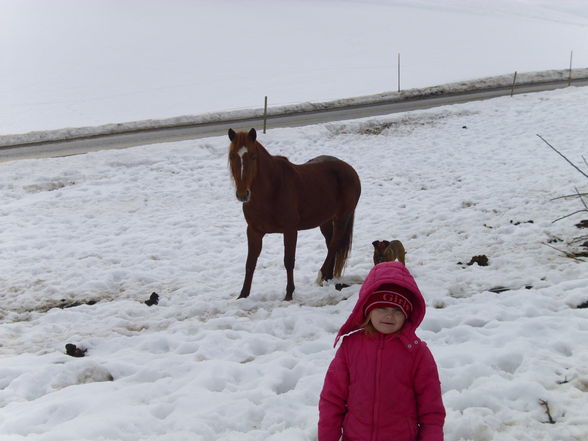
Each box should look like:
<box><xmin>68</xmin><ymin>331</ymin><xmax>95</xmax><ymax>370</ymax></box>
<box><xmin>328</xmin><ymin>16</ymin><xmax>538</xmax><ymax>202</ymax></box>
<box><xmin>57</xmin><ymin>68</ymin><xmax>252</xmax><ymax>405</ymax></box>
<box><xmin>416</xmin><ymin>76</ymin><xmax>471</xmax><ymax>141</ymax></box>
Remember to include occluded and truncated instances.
<box><xmin>369</xmin><ymin>307</ymin><xmax>406</xmax><ymax>334</ymax></box>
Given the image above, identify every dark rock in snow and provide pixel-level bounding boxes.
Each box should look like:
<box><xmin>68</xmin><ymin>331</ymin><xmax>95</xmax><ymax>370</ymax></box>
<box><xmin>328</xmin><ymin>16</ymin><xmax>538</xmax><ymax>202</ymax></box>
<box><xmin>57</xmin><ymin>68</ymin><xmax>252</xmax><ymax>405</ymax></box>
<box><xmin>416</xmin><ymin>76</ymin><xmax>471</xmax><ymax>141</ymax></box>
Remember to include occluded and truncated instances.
<box><xmin>145</xmin><ymin>292</ymin><xmax>159</xmax><ymax>306</ymax></box>
<box><xmin>466</xmin><ymin>255</ymin><xmax>489</xmax><ymax>266</ymax></box>
<box><xmin>575</xmin><ymin>219</ymin><xmax>588</xmax><ymax>229</ymax></box>
<box><xmin>65</xmin><ymin>343</ymin><xmax>87</xmax><ymax>357</ymax></box>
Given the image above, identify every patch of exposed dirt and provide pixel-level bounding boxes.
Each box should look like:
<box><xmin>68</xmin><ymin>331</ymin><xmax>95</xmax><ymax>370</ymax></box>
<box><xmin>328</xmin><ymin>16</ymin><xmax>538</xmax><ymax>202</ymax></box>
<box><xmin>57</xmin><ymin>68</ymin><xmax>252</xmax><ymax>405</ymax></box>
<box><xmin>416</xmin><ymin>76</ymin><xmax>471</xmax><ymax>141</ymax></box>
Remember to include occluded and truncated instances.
<box><xmin>458</xmin><ymin>255</ymin><xmax>489</xmax><ymax>267</ymax></box>
<box><xmin>23</xmin><ymin>180</ymin><xmax>76</xmax><ymax>193</ymax></box>
<box><xmin>326</xmin><ymin>110</ymin><xmax>477</xmax><ymax>137</ymax></box>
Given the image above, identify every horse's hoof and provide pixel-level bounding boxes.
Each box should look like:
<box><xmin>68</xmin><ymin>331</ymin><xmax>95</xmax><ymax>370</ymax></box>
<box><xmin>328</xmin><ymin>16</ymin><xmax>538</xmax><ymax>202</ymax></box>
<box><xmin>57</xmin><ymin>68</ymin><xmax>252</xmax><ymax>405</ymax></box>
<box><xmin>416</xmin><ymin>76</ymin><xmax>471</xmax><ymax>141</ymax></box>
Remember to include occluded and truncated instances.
<box><xmin>283</xmin><ymin>295</ymin><xmax>293</xmax><ymax>301</ymax></box>
<box><xmin>237</xmin><ymin>294</ymin><xmax>249</xmax><ymax>299</ymax></box>
<box><xmin>315</xmin><ymin>271</ymin><xmax>324</xmax><ymax>286</ymax></box>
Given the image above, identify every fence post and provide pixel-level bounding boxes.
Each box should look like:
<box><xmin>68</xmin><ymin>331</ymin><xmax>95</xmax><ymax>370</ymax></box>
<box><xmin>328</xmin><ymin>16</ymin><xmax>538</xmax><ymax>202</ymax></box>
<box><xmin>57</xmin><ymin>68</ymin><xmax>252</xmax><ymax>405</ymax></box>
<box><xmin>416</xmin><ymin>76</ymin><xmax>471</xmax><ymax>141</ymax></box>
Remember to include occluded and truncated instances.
<box><xmin>397</xmin><ymin>53</ymin><xmax>401</xmax><ymax>92</ymax></box>
<box><xmin>263</xmin><ymin>96</ymin><xmax>268</xmax><ymax>134</ymax></box>
<box><xmin>510</xmin><ymin>71</ymin><xmax>518</xmax><ymax>97</ymax></box>
<box><xmin>568</xmin><ymin>51</ymin><xmax>573</xmax><ymax>86</ymax></box>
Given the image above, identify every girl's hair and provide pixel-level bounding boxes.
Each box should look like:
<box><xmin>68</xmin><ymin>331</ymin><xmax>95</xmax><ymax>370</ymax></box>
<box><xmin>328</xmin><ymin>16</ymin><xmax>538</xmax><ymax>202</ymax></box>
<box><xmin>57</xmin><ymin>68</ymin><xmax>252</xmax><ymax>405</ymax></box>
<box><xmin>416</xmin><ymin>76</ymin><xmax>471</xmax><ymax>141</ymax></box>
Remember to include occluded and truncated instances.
<box><xmin>361</xmin><ymin>317</ymin><xmax>377</xmax><ymax>337</ymax></box>
<box><xmin>361</xmin><ymin>312</ymin><xmax>410</xmax><ymax>337</ymax></box>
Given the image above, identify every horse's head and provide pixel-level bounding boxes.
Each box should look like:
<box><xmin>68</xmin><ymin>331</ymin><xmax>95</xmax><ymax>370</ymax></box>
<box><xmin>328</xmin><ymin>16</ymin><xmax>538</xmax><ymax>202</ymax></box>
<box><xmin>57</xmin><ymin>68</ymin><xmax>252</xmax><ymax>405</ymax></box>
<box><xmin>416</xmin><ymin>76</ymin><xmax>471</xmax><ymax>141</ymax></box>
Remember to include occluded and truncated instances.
<box><xmin>228</xmin><ymin>128</ymin><xmax>259</xmax><ymax>203</ymax></box>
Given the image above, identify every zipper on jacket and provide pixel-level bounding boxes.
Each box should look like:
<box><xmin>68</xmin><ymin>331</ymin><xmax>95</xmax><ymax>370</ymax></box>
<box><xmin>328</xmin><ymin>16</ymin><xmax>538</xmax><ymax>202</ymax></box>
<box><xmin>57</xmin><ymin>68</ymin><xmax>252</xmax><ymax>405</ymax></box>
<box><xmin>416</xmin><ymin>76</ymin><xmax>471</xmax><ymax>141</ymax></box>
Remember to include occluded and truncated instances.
<box><xmin>371</xmin><ymin>335</ymin><xmax>385</xmax><ymax>441</ymax></box>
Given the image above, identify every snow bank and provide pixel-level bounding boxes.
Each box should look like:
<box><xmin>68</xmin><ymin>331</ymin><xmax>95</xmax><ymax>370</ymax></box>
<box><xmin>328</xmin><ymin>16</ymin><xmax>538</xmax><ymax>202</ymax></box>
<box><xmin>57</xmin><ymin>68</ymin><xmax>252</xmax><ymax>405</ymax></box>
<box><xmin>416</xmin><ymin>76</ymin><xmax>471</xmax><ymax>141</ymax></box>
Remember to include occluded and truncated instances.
<box><xmin>1</xmin><ymin>69</ymin><xmax>587</xmax><ymax>148</ymax></box>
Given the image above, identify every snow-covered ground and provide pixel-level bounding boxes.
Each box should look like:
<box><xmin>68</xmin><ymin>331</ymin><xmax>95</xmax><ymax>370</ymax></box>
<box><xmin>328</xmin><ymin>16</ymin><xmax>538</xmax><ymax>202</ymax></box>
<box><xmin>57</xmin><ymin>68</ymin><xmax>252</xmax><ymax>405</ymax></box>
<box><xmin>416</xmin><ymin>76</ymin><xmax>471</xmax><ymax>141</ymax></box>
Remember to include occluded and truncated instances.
<box><xmin>1</xmin><ymin>0</ymin><xmax>588</xmax><ymax>135</ymax></box>
<box><xmin>1</xmin><ymin>85</ymin><xmax>588</xmax><ymax>440</ymax></box>
<box><xmin>2</xmin><ymin>1</ymin><xmax>588</xmax><ymax>440</ymax></box>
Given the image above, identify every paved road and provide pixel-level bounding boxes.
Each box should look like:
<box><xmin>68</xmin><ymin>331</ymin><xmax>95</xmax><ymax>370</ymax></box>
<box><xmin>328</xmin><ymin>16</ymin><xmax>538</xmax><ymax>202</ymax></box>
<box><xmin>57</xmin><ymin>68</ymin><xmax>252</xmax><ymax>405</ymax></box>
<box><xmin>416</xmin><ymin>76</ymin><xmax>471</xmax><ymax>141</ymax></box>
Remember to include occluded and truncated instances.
<box><xmin>2</xmin><ymin>78</ymin><xmax>587</xmax><ymax>162</ymax></box>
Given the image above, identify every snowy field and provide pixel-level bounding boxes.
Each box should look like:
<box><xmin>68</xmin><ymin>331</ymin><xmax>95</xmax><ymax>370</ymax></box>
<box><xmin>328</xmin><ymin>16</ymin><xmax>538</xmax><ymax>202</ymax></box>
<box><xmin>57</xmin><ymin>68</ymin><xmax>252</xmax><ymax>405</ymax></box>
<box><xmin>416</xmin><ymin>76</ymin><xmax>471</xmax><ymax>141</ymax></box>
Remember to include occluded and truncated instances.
<box><xmin>1</xmin><ymin>85</ymin><xmax>588</xmax><ymax>440</ymax></box>
<box><xmin>2</xmin><ymin>0</ymin><xmax>588</xmax><ymax>135</ymax></box>
<box><xmin>2</xmin><ymin>0</ymin><xmax>588</xmax><ymax>440</ymax></box>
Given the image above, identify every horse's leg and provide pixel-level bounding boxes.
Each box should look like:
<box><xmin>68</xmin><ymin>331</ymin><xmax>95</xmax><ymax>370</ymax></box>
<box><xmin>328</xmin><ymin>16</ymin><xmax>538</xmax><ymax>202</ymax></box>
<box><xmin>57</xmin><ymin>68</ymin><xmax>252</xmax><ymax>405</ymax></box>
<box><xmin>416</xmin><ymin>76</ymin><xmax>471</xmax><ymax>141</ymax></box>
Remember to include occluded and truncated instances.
<box><xmin>316</xmin><ymin>222</ymin><xmax>335</xmax><ymax>285</ymax></box>
<box><xmin>238</xmin><ymin>226</ymin><xmax>264</xmax><ymax>299</ymax></box>
<box><xmin>320</xmin><ymin>221</ymin><xmax>333</xmax><ymax>247</ymax></box>
<box><xmin>319</xmin><ymin>213</ymin><xmax>353</xmax><ymax>283</ymax></box>
<box><xmin>333</xmin><ymin>211</ymin><xmax>355</xmax><ymax>278</ymax></box>
<box><xmin>283</xmin><ymin>230</ymin><xmax>298</xmax><ymax>301</ymax></box>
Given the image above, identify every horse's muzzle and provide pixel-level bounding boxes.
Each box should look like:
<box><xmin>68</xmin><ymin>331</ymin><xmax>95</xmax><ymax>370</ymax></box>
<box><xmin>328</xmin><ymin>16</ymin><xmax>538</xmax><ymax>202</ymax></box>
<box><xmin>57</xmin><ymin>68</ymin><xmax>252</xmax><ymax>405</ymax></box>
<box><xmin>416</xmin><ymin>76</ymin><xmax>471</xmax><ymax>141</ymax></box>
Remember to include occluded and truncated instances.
<box><xmin>236</xmin><ymin>190</ymin><xmax>251</xmax><ymax>203</ymax></box>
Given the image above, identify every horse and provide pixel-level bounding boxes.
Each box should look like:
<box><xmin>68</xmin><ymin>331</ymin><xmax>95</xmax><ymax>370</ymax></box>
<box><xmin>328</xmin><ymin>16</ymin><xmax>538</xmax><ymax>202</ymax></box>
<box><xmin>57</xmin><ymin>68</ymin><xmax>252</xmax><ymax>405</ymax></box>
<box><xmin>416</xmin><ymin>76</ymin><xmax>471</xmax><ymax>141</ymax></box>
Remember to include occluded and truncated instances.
<box><xmin>228</xmin><ymin>128</ymin><xmax>361</xmax><ymax>301</ymax></box>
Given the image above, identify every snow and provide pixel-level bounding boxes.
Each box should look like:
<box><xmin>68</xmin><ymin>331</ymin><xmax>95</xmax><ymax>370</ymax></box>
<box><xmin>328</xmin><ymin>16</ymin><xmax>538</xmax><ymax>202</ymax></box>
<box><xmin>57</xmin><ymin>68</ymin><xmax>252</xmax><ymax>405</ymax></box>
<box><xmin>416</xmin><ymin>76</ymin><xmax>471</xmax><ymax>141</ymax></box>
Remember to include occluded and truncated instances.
<box><xmin>2</xmin><ymin>67</ymin><xmax>587</xmax><ymax>148</ymax></box>
<box><xmin>1</xmin><ymin>0</ymin><xmax>588</xmax><ymax>136</ymax></box>
<box><xmin>1</xmin><ymin>1</ymin><xmax>588</xmax><ymax>440</ymax></box>
<box><xmin>2</xmin><ymin>86</ymin><xmax>588</xmax><ymax>440</ymax></box>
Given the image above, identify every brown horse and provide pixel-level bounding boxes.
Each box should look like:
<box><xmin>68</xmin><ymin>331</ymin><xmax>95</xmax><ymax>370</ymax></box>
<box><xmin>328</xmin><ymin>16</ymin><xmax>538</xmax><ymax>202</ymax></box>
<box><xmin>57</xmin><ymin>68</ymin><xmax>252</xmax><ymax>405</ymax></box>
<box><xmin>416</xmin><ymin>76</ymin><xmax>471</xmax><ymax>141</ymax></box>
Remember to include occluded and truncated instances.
<box><xmin>228</xmin><ymin>128</ymin><xmax>361</xmax><ymax>300</ymax></box>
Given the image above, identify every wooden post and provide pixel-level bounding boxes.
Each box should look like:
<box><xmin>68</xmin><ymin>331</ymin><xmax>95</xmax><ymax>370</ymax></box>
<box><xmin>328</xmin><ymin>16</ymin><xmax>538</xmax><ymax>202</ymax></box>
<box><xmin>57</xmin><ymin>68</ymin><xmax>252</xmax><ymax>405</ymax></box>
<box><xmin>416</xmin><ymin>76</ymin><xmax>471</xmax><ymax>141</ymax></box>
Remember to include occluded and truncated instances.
<box><xmin>397</xmin><ymin>53</ymin><xmax>401</xmax><ymax>92</ymax></box>
<box><xmin>263</xmin><ymin>96</ymin><xmax>268</xmax><ymax>134</ymax></box>
<box><xmin>568</xmin><ymin>51</ymin><xmax>573</xmax><ymax>86</ymax></box>
<box><xmin>510</xmin><ymin>71</ymin><xmax>518</xmax><ymax>97</ymax></box>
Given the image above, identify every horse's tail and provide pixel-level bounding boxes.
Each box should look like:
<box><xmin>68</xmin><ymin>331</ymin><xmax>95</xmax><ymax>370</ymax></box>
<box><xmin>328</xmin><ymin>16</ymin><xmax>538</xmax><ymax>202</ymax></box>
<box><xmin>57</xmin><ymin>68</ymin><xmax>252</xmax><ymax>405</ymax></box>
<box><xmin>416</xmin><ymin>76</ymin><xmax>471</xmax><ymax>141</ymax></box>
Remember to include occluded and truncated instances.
<box><xmin>334</xmin><ymin>210</ymin><xmax>355</xmax><ymax>278</ymax></box>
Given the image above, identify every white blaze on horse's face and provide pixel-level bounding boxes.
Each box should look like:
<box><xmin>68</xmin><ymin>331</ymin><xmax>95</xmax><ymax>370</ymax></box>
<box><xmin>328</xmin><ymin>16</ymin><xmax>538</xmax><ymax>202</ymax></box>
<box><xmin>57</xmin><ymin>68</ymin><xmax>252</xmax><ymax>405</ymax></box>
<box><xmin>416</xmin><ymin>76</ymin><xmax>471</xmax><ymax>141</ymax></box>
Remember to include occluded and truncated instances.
<box><xmin>229</xmin><ymin>140</ymin><xmax>256</xmax><ymax>204</ymax></box>
<box><xmin>238</xmin><ymin>146</ymin><xmax>247</xmax><ymax>179</ymax></box>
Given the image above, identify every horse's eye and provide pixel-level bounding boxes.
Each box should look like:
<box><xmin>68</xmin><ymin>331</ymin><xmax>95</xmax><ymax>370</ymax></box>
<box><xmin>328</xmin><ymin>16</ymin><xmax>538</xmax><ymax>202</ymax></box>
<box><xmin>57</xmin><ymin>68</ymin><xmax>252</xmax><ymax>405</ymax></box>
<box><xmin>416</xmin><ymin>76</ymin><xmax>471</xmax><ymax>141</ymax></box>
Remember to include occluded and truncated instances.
<box><xmin>250</xmin><ymin>154</ymin><xmax>257</xmax><ymax>160</ymax></box>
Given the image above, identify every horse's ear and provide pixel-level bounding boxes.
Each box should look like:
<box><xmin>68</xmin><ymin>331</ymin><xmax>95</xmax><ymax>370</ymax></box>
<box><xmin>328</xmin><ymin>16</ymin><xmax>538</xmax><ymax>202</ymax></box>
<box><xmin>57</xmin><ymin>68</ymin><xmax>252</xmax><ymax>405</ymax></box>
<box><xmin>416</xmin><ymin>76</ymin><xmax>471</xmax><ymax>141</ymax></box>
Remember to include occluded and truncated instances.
<box><xmin>228</xmin><ymin>128</ymin><xmax>236</xmax><ymax>141</ymax></box>
<box><xmin>248</xmin><ymin>128</ymin><xmax>257</xmax><ymax>141</ymax></box>
<box><xmin>372</xmin><ymin>240</ymin><xmax>379</xmax><ymax>247</ymax></box>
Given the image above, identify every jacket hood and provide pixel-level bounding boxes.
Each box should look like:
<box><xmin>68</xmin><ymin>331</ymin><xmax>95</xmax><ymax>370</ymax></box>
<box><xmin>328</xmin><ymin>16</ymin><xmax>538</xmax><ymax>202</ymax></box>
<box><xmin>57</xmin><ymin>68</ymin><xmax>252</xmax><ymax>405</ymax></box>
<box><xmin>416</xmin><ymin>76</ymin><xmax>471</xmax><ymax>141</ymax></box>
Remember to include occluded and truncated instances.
<box><xmin>334</xmin><ymin>262</ymin><xmax>426</xmax><ymax>346</ymax></box>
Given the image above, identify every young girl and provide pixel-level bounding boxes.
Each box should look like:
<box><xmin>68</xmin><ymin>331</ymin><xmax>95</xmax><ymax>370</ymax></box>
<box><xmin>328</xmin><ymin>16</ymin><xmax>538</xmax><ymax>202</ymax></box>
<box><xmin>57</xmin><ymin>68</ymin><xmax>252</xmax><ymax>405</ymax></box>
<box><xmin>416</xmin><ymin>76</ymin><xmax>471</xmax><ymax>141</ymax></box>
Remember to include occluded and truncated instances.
<box><xmin>318</xmin><ymin>261</ymin><xmax>445</xmax><ymax>441</ymax></box>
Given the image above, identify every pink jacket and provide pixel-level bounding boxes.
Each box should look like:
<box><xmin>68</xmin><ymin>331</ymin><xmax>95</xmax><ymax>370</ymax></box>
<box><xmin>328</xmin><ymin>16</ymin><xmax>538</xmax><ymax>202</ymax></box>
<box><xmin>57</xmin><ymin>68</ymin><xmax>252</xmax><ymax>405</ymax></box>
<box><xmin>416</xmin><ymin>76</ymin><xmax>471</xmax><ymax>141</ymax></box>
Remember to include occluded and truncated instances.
<box><xmin>318</xmin><ymin>262</ymin><xmax>445</xmax><ymax>441</ymax></box>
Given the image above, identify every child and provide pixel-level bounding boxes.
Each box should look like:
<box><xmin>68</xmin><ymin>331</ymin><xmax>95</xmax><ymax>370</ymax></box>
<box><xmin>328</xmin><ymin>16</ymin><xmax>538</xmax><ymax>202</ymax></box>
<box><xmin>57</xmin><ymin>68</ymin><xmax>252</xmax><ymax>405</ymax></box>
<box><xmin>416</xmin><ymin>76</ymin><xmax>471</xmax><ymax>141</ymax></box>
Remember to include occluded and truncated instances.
<box><xmin>318</xmin><ymin>261</ymin><xmax>445</xmax><ymax>441</ymax></box>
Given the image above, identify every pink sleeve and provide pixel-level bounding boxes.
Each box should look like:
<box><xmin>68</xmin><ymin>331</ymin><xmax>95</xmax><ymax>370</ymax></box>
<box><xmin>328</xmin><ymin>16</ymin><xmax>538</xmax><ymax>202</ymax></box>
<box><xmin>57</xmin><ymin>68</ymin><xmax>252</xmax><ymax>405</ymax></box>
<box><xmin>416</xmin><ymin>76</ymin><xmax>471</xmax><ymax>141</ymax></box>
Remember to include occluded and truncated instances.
<box><xmin>414</xmin><ymin>345</ymin><xmax>446</xmax><ymax>441</ymax></box>
<box><xmin>318</xmin><ymin>344</ymin><xmax>350</xmax><ymax>441</ymax></box>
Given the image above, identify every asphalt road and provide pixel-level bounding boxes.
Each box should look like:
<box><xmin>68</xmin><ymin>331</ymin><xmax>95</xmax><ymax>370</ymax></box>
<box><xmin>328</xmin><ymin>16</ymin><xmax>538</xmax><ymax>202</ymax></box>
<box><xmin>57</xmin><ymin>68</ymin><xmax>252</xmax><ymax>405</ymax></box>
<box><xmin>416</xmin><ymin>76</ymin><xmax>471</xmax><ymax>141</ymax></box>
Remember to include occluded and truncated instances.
<box><xmin>2</xmin><ymin>78</ymin><xmax>587</xmax><ymax>162</ymax></box>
